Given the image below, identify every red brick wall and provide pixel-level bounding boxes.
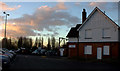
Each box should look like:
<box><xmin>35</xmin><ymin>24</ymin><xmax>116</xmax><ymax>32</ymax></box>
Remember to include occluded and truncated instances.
<box><xmin>67</xmin><ymin>42</ymin><xmax>119</xmax><ymax>59</ymax></box>
<box><xmin>79</xmin><ymin>43</ymin><xmax>97</xmax><ymax>58</ymax></box>
<box><xmin>79</xmin><ymin>42</ymin><xmax>119</xmax><ymax>59</ymax></box>
<box><xmin>110</xmin><ymin>43</ymin><xmax>119</xmax><ymax>59</ymax></box>
<box><xmin>67</xmin><ymin>42</ymin><xmax>78</xmax><ymax>57</ymax></box>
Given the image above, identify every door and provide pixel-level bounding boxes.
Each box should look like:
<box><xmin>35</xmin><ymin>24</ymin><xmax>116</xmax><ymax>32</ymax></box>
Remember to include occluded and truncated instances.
<box><xmin>97</xmin><ymin>48</ymin><xmax>102</xmax><ymax>59</ymax></box>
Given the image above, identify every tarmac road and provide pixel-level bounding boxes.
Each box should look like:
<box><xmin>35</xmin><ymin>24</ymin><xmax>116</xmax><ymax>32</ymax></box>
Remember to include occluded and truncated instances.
<box><xmin>2</xmin><ymin>54</ymin><xmax>120</xmax><ymax>71</ymax></box>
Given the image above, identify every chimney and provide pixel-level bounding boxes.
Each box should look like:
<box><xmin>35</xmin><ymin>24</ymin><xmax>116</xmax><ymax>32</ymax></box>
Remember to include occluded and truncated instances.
<box><xmin>82</xmin><ymin>9</ymin><xmax>87</xmax><ymax>23</ymax></box>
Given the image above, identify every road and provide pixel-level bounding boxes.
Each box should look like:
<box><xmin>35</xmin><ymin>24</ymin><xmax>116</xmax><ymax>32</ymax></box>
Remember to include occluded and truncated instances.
<box><xmin>2</xmin><ymin>54</ymin><xmax>120</xmax><ymax>71</ymax></box>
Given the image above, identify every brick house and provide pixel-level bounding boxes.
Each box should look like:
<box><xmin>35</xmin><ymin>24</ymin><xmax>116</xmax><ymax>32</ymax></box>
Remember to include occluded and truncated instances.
<box><xmin>67</xmin><ymin>7</ymin><xmax>120</xmax><ymax>59</ymax></box>
<box><xmin>66</xmin><ymin>24</ymin><xmax>82</xmax><ymax>57</ymax></box>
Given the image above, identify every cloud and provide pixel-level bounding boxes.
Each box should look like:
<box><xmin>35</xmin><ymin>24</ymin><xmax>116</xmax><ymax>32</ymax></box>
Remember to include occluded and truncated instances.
<box><xmin>0</xmin><ymin>23</ymin><xmax>36</xmax><ymax>38</ymax></box>
<box><xmin>0</xmin><ymin>16</ymin><xmax>4</xmax><ymax>21</ymax></box>
<box><xmin>89</xmin><ymin>2</ymin><xmax>97</xmax><ymax>6</ymax></box>
<box><xmin>0</xmin><ymin>3</ymin><xmax>80</xmax><ymax>38</ymax></box>
<box><xmin>55</xmin><ymin>2</ymin><xmax>67</xmax><ymax>10</ymax></box>
<box><xmin>89</xmin><ymin>2</ymin><xmax>107</xmax><ymax>7</ymax></box>
<box><xmin>0</xmin><ymin>2</ymin><xmax>21</xmax><ymax>11</ymax></box>
<box><xmin>75</xmin><ymin>2</ymin><xmax>80</xmax><ymax>6</ymax></box>
<box><xmin>89</xmin><ymin>2</ymin><xmax>118</xmax><ymax>10</ymax></box>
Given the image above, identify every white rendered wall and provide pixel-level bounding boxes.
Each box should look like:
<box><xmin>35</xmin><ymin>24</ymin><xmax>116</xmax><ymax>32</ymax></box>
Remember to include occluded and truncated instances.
<box><xmin>79</xmin><ymin>11</ymin><xmax>119</xmax><ymax>42</ymax></box>
<box><xmin>68</xmin><ymin>38</ymin><xmax>78</xmax><ymax>42</ymax></box>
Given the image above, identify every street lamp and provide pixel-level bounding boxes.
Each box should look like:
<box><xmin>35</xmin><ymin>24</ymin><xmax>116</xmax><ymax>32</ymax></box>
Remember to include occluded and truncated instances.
<box><xmin>2</xmin><ymin>12</ymin><xmax>9</xmax><ymax>48</ymax></box>
<box><xmin>3</xmin><ymin>12</ymin><xmax>9</xmax><ymax>38</ymax></box>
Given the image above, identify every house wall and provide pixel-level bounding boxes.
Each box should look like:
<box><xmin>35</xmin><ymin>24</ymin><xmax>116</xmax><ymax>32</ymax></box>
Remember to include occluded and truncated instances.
<box><xmin>68</xmin><ymin>38</ymin><xmax>78</xmax><ymax>42</ymax></box>
<box><xmin>78</xmin><ymin>42</ymin><xmax>119</xmax><ymax>59</ymax></box>
<box><xmin>79</xmin><ymin>11</ymin><xmax>119</xmax><ymax>42</ymax></box>
<box><xmin>67</xmin><ymin>42</ymin><xmax>78</xmax><ymax>57</ymax></box>
<box><xmin>67</xmin><ymin>42</ymin><xmax>119</xmax><ymax>59</ymax></box>
<box><xmin>67</xmin><ymin>9</ymin><xmax>120</xmax><ymax>59</ymax></box>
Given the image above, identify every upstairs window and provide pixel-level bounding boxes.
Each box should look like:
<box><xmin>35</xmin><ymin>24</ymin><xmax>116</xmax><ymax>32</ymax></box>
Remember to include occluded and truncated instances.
<box><xmin>102</xmin><ymin>28</ymin><xmax>111</xmax><ymax>38</ymax></box>
<box><xmin>85</xmin><ymin>29</ymin><xmax>92</xmax><ymax>39</ymax></box>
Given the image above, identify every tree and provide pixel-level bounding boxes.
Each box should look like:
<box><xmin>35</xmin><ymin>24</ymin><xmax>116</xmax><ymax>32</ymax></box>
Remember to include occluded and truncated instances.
<box><xmin>7</xmin><ymin>38</ymin><xmax>12</xmax><ymax>49</ymax></box>
<box><xmin>38</xmin><ymin>37</ymin><xmax>41</xmax><ymax>47</ymax></box>
<box><xmin>11</xmin><ymin>38</ymin><xmax>18</xmax><ymax>50</ymax></box>
<box><xmin>2</xmin><ymin>38</ymin><xmax>8</xmax><ymax>48</ymax></box>
<box><xmin>29</xmin><ymin>38</ymin><xmax>32</xmax><ymax>48</ymax></box>
<box><xmin>18</xmin><ymin>37</ymin><xmax>23</xmax><ymax>48</ymax></box>
<box><xmin>22</xmin><ymin>37</ymin><xmax>27</xmax><ymax>48</ymax></box>
<box><xmin>51</xmin><ymin>37</ymin><xmax>55</xmax><ymax>49</ymax></box>
<box><xmin>34</xmin><ymin>37</ymin><xmax>38</xmax><ymax>47</ymax></box>
<box><xmin>41</xmin><ymin>37</ymin><xmax>44</xmax><ymax>48</ymax></box>
<box><xmin>55</xmin><ymin>41</ymin><xmax>59</xmax><ymax>48</ymax></box>
<box><xmin>47</xmin><ymin>37</ymin><xmax>51</xmax><ymax>50</ymax></box>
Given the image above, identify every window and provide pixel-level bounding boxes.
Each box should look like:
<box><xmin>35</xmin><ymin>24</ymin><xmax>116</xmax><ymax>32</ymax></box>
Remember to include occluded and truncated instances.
<box><xmin>84</xmin><ymin>45</ymin><xmax>92</xmax><ymax>54</ymax></box>
<box><xmin>102</xmin><ymin>28</ymin><xmax>111</xmax><ymax>38</ymax></box>
<box><xmin>103</xmin><ymin>46</ymin><xmax>110</xmax><ymax>55</ymax></box>
<box><xmin>85</xmin><ymin>29</ymin><xmax>92</xmax><ymax>39</ymax></box>
<box><xmin>69</xmin><ymin>45</ymin><xmax>76</xmax><ymax>48</ymax></box>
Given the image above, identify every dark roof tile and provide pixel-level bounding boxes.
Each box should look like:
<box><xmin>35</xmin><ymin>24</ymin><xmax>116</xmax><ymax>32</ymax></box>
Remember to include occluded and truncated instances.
<box><xmin>66</xmin><ymin>24</ymin><xmax>82</xmax><ymax>37</ymax></box>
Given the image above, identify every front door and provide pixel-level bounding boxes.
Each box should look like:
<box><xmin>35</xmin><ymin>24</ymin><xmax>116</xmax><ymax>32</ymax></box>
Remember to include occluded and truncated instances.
<box><xmin>97</xmin><ymin>48</ymin><xmax>102</xmax><ymax>59</ymax></box>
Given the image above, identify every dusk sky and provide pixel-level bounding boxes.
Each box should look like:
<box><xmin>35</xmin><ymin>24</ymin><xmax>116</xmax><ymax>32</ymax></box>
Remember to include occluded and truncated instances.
<box><xmin>0</xmin><ymin>1</ymin><xmax>119</xmax><ymax>45</ymax></box>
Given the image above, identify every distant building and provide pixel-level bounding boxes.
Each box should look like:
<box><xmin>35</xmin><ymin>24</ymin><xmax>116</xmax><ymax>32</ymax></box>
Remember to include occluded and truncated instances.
<box><xmin>67</xmin><ymin>7</ymin><xmax>120</xmax><ymax>60</ymax></box>
<box><xmin>66</xmin><ymin>24</ymin><xmax>82</xmax><ymax>57</ymax></box>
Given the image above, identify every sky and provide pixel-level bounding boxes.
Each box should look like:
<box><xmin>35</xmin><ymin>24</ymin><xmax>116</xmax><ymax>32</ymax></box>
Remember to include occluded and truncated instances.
<box><xmin>0</xmin><ymin>1</ymin><xmax>119</xmax><ymax>45</ymax></box>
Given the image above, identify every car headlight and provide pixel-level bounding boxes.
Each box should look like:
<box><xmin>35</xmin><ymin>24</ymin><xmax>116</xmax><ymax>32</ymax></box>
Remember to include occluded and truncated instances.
<box><xmin>3</xmin><ymin>62</ymin><xmax>7</xmax><ymax>64</ymax></box>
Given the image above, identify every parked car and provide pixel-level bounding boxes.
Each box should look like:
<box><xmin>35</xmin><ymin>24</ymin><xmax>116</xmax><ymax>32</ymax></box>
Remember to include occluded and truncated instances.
<box><xmin>45</xmin><ymin>50</ymin><xmax>58</xmax><ymax>56</ymax></box>
<box><xmin>0</xmin><ymin>55</ymin><xmax>10</xmax><ymax>67</ymax></box>
<box><xmin>3</xmin><ymin>50</ymin><xmax>13</xmax><ymax>60</ymax></box>
<box><xmin>9</xmin><ymin>50</ymin><xmax>16</xmax><ymax>58</ymax></box>
<box><xmin>32</xmin><ymin>49</ymin><xmax>40</xmax><ymax>55</ymax></box>
<box><xmin>2</xmin><ymin>48</ymin><xmax>16</xmax><ymax>58</ymax></box>
<box><xmin>45</xmin><ymin>50</ymin><xmax>53</xmax><ymax>56</ymax></box>
<box><xmin>0</xmin><ymin>48</ymin><xmax>14</xmax><ymax>61</ymax></box>
<box><xmin>40</xmin><ymin>49</ymin><xmax>46</xmax><ymax>55</ymax></box>
<box><xmin>15</xmin><ymin>48</ymin><xmax>21</xmax><ymax>53</ymax></box>
<box><xmin>0</xmin><ymin>50</ymin><xmax>11</xmax><ymax>68</ymax></box>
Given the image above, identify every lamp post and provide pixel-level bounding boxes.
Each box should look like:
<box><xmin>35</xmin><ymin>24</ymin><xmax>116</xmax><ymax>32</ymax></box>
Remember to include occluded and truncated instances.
<box><xmin>3</xmin><ymin>12</ymin><xmax>9</xmax><ymax>38</ymax></box>
<box><xmin>2</xmin><ymin>12</ymin><xmax>9</xmax><ymax>48</ymax></box>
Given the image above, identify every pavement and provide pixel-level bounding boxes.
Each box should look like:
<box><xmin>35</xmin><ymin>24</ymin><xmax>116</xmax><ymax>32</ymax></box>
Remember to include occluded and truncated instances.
<box><xmin>2</xmin><ymin>54</ymin><xmax>120</xmax><ymax>71</ymax></box>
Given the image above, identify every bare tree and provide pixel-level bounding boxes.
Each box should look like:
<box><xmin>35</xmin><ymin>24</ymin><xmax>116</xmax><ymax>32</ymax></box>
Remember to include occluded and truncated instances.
<box><xmin>29</xmin><ymin>38</ymin><xmax>32</xmax><ymax>48</ymax></box>
<box><xmin>18</xmin><ymin>37</ymin><xmax>23</xmax><ymax>48</ymax></box>
<box><xmin>38</xmin><ymin>37</ymin><xmax>41</xmax><ymax>47</ymax></box>
<box><xmin>34</xmin><ymin>37</ymin><xmax>38</xmax><ymax>47</ymax></box>
<box><xmin>47</xmin><ymin>37</ymin><xmax>51</xmax><ymax>50</ymax></box>
<box><xmin>51</xmin><ymin>37</ymin><xmax>55</xmax><ymax>49</ymax></box>
<box><xmin>41</xmin><ymin>37</ymin><xmax>44</xmax><ymax>48</ymax></box>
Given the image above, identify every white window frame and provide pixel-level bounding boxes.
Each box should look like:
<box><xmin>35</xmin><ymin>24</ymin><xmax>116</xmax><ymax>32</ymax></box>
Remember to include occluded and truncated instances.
<box><xmin>102</xmin><ymin>28</ymin><xmax>111</xmax><ymax>38</ymax></box>
<box><xmin>69</xmin><ymin>45</ymin><xmax>76</xmax><ymax>48</ymax></box>
<box><xmin>103</xmin><ymin>46</ymin><xmax>110</xmax><ymax>55</ymax></box>
<box><xmin>84</xmin><ymin>45</ymin><xmax>92</xmax><ymax>55</ymax></box>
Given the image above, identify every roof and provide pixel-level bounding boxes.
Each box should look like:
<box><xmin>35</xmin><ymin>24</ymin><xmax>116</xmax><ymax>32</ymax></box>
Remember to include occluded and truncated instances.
<box><xmin>77</xmin><ymin>7</ymin><xmax>120</xmax><ymax>31</ymax></box>
<box><xmin>66</xmin><ymin>24</ymin><xmax>82</xmax><ymax>37</ymax></box>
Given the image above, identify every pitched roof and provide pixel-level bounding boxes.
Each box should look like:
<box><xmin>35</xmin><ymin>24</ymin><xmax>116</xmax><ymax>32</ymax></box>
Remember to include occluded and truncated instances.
<box><xmin>77</xmin><ymin>7</ymin><xmax>120</xmax><ymax>31</ymax></box>
<box><xmin>66</xmin><ymin>24</ymin><xmax>82</xmax><ymax>37</ymax></box>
